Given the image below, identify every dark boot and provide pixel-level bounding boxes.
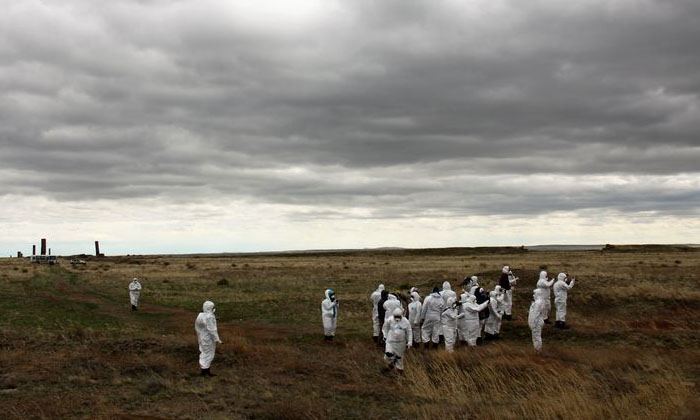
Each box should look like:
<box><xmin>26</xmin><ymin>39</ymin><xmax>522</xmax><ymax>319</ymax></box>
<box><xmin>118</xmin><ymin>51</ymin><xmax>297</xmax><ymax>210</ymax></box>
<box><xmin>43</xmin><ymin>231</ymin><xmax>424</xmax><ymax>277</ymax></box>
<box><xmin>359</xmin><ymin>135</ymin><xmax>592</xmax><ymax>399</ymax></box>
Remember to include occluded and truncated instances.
<box><xmin>555</xmin><ymin>321</ymin><xmax>562</xmax><ymax>328</ymax></box>
<box><xmin>476</xmin><ymin>337</ymin><xmax>483</xmax><ymax>345</ymax></box>
<box><xmin>131</xmin><ymin>305</ymin><xmax>137</xmax><ymax>311</ymax></box>
<box><xmin>484</xmin><ymin>333</ymin><xmax>493</xmax><ymax>341</ymax></box>
<box><xmin>561</xmin><ymin>322</ymin><xmax>570</xmax><ymax>330</ymax></box>
<box><xmin>504</xmin><ymin>314</ymin><xmax>513</xmax><ymax>321</ymax></box>
<box><xmin>432</xmin><ymin>342</ymin><xmax>439</xmax><ymax>350</ymax></box>
<box><xmin>544</xmin><ymin>318</ymin><xmax>551</xmax><ymax>324</ymax></box>
<box><xmin>372</xmin><ymin>336</ymin><xmax>378</xmax><ymax>343</ymax></box>
<box><xmin>494</xmin><ymin>333</ymin><xmax>500</xmax><ymax>340</ymax></box>
<box><xmin>324</xmin><ymin>335</ymin><xmax>331</xmax><ymax>341</ymax></box>
<box><xmin>200</xmin><ymin>368</ymin><xmax>207</xmax><ymax>377</ymax></box>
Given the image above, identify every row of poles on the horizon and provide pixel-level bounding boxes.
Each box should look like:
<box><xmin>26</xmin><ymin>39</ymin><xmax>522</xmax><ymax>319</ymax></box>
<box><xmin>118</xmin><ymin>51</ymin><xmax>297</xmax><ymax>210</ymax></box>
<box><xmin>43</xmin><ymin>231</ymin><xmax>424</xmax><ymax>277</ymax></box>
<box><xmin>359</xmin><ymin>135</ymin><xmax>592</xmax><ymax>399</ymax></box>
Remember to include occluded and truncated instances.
<box><xmin>12</xmin><ymin>238</ymin><xmax>103</xmax><ymax>258</ymax></box>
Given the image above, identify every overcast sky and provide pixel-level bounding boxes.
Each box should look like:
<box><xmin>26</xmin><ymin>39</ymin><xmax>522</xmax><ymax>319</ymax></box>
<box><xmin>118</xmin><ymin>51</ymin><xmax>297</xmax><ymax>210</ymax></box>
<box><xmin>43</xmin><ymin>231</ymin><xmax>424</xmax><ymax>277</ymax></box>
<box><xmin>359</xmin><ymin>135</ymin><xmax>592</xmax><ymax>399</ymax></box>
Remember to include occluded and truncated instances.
<box><xmin>2</xmin><ymin>0</ymin><xmax>699</xmax><ymax>256</ymax></box>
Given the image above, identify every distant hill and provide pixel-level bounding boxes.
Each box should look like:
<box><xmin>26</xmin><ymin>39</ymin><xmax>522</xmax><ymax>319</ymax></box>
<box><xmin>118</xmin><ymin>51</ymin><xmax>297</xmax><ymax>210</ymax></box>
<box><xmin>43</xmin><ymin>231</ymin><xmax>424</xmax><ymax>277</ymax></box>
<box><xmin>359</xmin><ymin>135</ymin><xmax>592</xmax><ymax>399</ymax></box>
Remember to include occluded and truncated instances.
<box><xmin>527</xmin><ymin>245</ymin><xmax>604</xmax><ymax>252</ymax></box>
<box><xmin>54</xmin><ymin>243</ymin><xmax>700</xmax><ymax>259</ymax></box>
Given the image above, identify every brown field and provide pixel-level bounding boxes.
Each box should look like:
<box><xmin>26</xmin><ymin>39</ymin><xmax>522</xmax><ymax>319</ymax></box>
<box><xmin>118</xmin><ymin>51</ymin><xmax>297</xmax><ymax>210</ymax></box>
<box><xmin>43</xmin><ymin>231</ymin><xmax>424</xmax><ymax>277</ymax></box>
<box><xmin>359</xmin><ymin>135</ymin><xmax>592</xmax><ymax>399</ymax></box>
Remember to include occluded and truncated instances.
<box><xmin>1</xmin><ymin>247</ymin><xmax>699</xmax><ymax>419</ymax></box>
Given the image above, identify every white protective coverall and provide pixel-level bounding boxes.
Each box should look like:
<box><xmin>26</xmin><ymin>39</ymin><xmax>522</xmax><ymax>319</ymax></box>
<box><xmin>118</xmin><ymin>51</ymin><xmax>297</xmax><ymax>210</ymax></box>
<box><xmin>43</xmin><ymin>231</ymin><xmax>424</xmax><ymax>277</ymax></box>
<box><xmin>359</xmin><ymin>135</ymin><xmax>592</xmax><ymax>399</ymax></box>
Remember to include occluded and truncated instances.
<box><xmin>536</xmin><ymin>271</ymin><xmax>555</xmax><ymax>321</ymax></box>
<box><xmin>441</xmin><ymin>297</ymin><xmax>463</xmax><ymax>352</ymax></box>
<box><xmin>383</xmin><ymin>308</ymin><xmax>412</xmax><ymax>370</ymax></box>
<box><xmin>466</xmin><ymin>276</ymin><xmax>479</xmax><ymax>292</ymax></box>
<box><xmin>407</xmin><ymin>292</ymin><xmax>422</xmax><ymax>345</ymax></box>
<box><xmin>484</xmin><ymin>288</ymin><xmax>504</xmax><ymax>335</ymax></box>
<box><xmin>460</xmin><ymin>295</ymin><xmax>489</xmax><ymax>346</ymax></box>
<box><xmin>383</xmin><ymin>294</ymin><xmax>402</xmax><ymax>320</ymax></box>
<box><xmin>528</xmin><ymin>289</ymin><xmax>547</xmax><ymax>351</ymax></box>
<box><xmin>321</xmin><ymin>289</ymin><xmax>339</xmax><ymax>337</ymax></box>
<box><xmin>439</xmin><ymin>282</ymin><xmax>457</xmax><ymax>337</ymax></box>
<box><xmin>129</xmin><ymin>278</ymin><xmax>142</xmax><ymax>307</ymax></box>
<box><xmin>440</xmin><ymin>281</ymin><xmax>457</xmax><ymax>306</ymax></box>
<box><xmin>500</xmin><ymin>266</ymin><xmax>518</xmax><ymax>316</ymax></box>
<box><xmin>370</xmin><ymin>284</ymin><xmax>385</xmax><ymax>337</ymax></box>
<box><xmin>553</xmin><ymin>273</ymin><xmax>576</xmax><ymax>322</ymax></box>
<box><xmin>420</xmin><ymin>291</ymin><xmax>444</xmax><ymax>343</ymax></box>
<box><xmin>457</xmin><ymin>292</ymin><xmax>469</xmax><ymax>342</ymax></box>
<box><xmin>195</xmin><ymin>301</ymin><xmax>222</xmax><ymax>369</ymax></box>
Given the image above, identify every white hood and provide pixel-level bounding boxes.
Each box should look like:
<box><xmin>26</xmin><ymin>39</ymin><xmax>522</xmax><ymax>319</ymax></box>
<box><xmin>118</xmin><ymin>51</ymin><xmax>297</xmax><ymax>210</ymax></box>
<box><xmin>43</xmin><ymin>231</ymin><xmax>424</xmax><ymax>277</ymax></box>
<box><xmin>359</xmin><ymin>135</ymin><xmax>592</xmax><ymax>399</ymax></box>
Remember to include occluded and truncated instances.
<box><xmin>202</xmin><ymin>300</ymin><xmax>215</xmax><ymax>313</ymax></box>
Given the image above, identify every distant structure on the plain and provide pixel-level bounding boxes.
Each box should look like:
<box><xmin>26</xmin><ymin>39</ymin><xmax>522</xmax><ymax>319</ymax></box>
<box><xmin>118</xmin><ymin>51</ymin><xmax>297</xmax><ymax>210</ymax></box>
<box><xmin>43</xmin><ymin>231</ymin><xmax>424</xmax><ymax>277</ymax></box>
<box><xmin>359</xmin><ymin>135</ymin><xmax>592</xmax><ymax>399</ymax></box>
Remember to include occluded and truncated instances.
<box><xmin>30</xmin><ymin>238</ymin><xmax>57</xmax><ymax>264</ymax></box>
<box><xmin>95</xmin><ymin>240</ymin><xmax>104</xmax><ymax>257</ymax></box>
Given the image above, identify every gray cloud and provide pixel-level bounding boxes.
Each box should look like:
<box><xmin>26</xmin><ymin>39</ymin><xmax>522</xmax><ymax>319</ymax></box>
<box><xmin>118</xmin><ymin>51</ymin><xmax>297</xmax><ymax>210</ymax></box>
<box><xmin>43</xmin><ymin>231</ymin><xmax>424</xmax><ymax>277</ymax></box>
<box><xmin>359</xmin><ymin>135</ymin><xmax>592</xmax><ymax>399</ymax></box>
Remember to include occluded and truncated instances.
<box><xmin>1</xmin><ymin>0</ymin><xmax>699</xmax><ymax>220</ymax></box>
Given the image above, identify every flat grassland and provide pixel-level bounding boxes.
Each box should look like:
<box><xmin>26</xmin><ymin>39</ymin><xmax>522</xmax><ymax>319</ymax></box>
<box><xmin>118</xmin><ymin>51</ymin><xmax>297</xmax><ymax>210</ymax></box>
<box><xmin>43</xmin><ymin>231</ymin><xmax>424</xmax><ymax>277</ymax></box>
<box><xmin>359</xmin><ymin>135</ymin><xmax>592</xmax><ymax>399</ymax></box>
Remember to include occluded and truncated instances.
<box><xmin>1</xmin><ymin>247</ymin><xmax>698</xmax><ymax>419</ymax></box>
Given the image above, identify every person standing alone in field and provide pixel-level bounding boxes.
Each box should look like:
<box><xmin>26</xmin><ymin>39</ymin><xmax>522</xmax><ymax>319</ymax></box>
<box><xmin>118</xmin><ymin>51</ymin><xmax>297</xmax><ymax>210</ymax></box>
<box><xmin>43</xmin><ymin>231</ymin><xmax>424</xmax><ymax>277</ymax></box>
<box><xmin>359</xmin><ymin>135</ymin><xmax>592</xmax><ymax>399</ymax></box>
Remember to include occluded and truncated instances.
<box><xmin>321</xmin><ymin>289</ymin><xmax>339</xmax><ymax>341</ymax></box>
<box><xmin>128</xmin><ymin>278</ymin><xmax>142</xmax><ymax>311</ymax></box>
<box><xmin>370</xmin><ymin>284</ymin><xmax>385</xmax><ymax>342</ymax></box>
<box><xmin>553</xmin><ymin>273</ymin><xmax>576</xmax><ymax>329</ymax></box>
<box><xmin>528</xmin><ymin>289</ymin><xmax>547</xmax><ymax>352</ymax></box>
<box><xmin>195</xmin><ymin>300</ymin><xmax>222</xmax><ymax>377</ymax></box>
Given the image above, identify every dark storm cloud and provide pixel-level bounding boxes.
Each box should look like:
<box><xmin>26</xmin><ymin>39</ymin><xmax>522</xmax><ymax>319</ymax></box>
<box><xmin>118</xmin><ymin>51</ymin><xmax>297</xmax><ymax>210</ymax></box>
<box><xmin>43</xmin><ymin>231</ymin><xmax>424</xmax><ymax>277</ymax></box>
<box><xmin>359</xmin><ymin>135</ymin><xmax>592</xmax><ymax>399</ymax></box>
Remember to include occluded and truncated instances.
<box><xmin>1</xmin><ymin>0</ymin><xmax>699</xmax><ymax>218</ymax></box>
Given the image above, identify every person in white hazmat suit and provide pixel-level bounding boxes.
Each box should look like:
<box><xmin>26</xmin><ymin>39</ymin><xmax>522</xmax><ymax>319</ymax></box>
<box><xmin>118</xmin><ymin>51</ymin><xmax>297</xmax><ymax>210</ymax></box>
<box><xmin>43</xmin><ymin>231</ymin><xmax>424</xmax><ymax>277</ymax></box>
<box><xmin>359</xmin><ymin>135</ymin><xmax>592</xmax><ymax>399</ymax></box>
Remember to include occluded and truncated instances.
<box><xmin>441</xmin><ymin>297</ymin><xmax>463</xmax><ymax>352</ymax></box>
<box><xmin>407</xmin><ymin>292</ymin><xmax>422</xmax><ymax>346</ymax></box>
<box><xmin>528</xmin><ymin>289</ymin><xmax>547</xmax><ymax>352</ymax></box>
<box><xmin>484</xmin><ymin>287</ymin><xmax>505</xmax><ymax>341</ymax></box>
<box><xmin>457</xmin><ymin>287</ymin><xmax>470</xmax><ymax>344</ymax></box>
<box><xmin>536</xmin><ymin>271</ymin><xmax>555</xmax><ymax>324</ymax></box>
<box><xmin>382</xmin><ymin>308</ymin><xmax>412</xmax><ymax>371</ymax></box>
<box><xmin>370</xmin><ymin>284</ymin><xmax>385</xmax><ymax>342</ymax></box>
<box><xmin>439</xmin><ymin>281</ymin><xmax>457</xmax><ymax>341</ymax></box>
<box><xmin>465</xmin><ymin>275</ymin><xmax>479</xmax><ymax>292</ymax></box>
<box><xmin>321</xmin><ymin>289</ymin><xmax>339</xmax><ymax>341</ymax></box>
<box><xmin>553</xmin><ymin>273</ymin><xmax>576</xmax><ymax>329</ymax></box>
<box><xmin>195</xmin><ymin>300</ymin><xmax>222</xmax><ymax>377</ymax></box>
<box><xmin>420</xmin><ymin>287</ymin><xmax>443</xmax><ymax>349</ymax></box>
<box><xmin>440</xmin><ymin>281</ymin><xmax>457</xmax><ymax>306</ymax></box>
<box><xmin>460</xmin><ymin>294</ymin><xmax>490</xmax><ymax>346</ymax></box>
<box><xmin>498</xmin><ymin>266</ymin><xmax>518</xmax><ymax>320</ymax></box>
<box><xmin>128</xmin><ymin>278</ymin><xmax>142</xmax><ymax>311</ymax></box>
<box><xmin>383</xmin><ymin>294</ymin><xmax>402</xmax><ymax>321</ymax></box>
